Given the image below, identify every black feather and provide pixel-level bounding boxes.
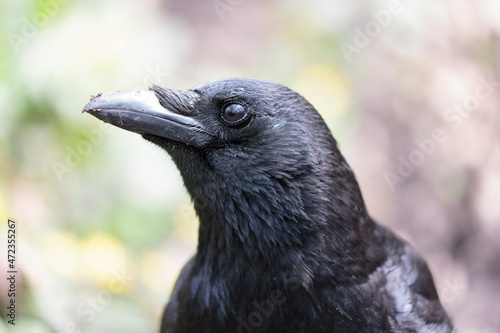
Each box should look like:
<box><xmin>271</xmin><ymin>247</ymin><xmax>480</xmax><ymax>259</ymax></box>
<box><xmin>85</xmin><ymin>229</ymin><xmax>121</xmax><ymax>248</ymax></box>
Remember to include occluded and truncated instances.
<box><xmin>99</xmin><ymin>78</ymin><xmax>456</xmax><ymax>333</ymax></box>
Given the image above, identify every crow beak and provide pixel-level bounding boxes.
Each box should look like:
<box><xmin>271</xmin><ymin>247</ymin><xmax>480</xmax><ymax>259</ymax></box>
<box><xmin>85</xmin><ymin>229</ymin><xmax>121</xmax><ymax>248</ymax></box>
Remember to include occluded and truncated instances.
<box><xmin>82</xmin><ymin>90</ymin><xmax>212</xmax><ymax>148</ymax></box>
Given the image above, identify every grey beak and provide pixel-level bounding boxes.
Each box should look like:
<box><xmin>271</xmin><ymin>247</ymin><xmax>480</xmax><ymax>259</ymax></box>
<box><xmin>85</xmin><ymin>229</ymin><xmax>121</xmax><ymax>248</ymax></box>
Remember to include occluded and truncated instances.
<box><xmin>82</xmin><ymin>90</ymin><xmax>212</xmax><ymax>148</ymax></box>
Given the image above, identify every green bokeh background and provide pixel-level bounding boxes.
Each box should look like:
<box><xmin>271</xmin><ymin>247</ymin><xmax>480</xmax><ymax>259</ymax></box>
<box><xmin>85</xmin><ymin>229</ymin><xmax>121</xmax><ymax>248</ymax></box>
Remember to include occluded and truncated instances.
<box><xmin>1</xmin><ymin>0</ymin><xmax>499</xmax><ymax>332</ymax></box>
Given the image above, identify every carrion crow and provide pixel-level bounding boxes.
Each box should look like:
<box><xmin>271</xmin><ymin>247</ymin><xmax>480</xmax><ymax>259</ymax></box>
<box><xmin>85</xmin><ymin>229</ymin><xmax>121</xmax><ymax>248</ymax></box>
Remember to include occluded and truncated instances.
<box><xmin>83</xmin><ymin>78</ymin><xmax>455</xmax><ymax>333</ymax></box>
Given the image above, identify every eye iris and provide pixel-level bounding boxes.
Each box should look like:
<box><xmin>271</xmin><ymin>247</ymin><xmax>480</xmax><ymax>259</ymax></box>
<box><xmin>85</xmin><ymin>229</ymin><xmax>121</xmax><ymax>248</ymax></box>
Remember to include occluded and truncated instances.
<box><xmin>223</xmin><ymin>104</ymin><xmax>247</xmax><ymax>123</ymax></box>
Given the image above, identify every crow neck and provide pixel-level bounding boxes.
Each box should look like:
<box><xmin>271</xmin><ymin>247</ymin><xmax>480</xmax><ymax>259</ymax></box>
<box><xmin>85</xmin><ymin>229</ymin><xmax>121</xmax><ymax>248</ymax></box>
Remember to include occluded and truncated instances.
<box><xmin>191</xmin><ymin>169</ymin><xmax>378</xmax><ymax>280</ymax></box>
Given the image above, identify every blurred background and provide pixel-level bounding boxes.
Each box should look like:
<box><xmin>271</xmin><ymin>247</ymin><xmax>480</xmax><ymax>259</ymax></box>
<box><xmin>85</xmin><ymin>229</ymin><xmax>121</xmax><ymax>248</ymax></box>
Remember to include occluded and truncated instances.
<box><xmin>0</xmin><ymin>0</ymin><xmax>499</xmax><ymax>332</ymax></box>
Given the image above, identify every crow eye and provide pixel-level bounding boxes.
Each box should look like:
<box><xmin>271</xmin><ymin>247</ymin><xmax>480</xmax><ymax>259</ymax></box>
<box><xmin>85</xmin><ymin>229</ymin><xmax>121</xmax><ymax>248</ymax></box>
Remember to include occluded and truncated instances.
<box><xmin>221</xmin><ymin>103</ymin><xmax>249</xmax><ymax>125</ymax></box>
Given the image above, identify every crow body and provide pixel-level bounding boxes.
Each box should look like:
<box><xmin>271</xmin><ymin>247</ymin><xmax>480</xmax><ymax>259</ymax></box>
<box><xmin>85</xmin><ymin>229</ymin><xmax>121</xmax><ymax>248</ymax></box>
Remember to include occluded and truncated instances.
<box><xmin>83</xmin><ymin>78</ymin><xmax>455</xmax><ymax>333</ymax></box>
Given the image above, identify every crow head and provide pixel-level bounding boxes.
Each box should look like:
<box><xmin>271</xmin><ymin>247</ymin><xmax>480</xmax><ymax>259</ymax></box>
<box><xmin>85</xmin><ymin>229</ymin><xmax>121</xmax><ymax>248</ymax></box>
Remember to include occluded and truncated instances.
<box><xmin>83</xmin><ymin>78</ymin><xmax>376</xmax><ymax>279</ymax></box>
<box><xmin>83</xmin><ymin>78</ymin><xmax>451</xmax><ymax>333</ymax></box>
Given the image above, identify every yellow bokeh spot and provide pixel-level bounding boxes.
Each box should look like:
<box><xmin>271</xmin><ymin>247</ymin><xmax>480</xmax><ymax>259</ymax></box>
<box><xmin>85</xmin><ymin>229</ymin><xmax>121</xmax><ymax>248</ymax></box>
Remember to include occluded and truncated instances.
<box><xmin>80</xmin><ymin>233</ymin><xmax>128</xmax><ymax>286</ymax></box>
<box><xmin>45</xmin><ymin>231</ymin><xmax>82</xmax><ymax>280</ymax></box>
<box><xmin>291</xmin><ymin>63</ymin><xmax>350</xmax><ymax>119</ymax></box>
<box><xmin>140</xmin><ymin>250</ymin><xmax>177</xmax><ymax>294</ymax></box>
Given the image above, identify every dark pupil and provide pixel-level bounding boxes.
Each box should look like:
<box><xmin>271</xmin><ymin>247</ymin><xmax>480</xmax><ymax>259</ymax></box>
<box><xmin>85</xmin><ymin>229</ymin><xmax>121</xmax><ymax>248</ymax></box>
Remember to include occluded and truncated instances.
<box><xmin>224</xmin><ymin>104</ymin><xmax>246</xmax><ymax>122</ymax></box>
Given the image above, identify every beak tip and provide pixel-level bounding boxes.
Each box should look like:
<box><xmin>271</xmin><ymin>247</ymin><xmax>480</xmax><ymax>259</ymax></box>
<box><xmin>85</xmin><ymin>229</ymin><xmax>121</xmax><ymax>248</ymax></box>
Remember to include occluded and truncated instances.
<box><xmin>82</xmin><ymin>93</ymin><xmax>104</xmax><ymax>114</ymax></box>
<box><xmin>81</xmin><ymin>105</ymin><xmax>93</xmax><ymax>114</ymax></box>
<box><xmin>82</xmin><ymin>108</ymin><xmax>99</xmax><ymax>114</ymax></box>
